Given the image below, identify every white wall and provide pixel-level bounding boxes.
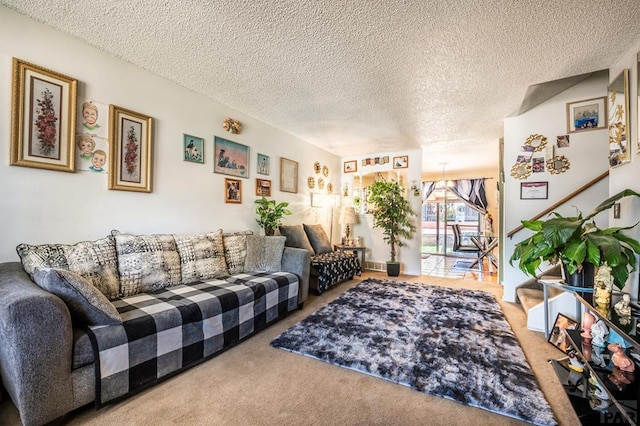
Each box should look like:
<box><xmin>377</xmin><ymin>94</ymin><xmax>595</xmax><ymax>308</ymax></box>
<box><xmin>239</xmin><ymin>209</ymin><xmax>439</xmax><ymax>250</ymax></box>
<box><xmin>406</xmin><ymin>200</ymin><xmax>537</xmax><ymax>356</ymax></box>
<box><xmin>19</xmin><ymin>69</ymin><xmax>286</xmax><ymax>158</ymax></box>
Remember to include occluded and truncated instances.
<box><xmin>502</xmin><ymin>73</ymin><xmax>610</xmax><ymax>302</ymax></box>
<box><xmin>0</xmin><ymin>7</ymin><xmax>340</xmax><ymax>262</ymax></box>
<box><xmin>340</xmin><ymin>148</ymin><xmax>422</xmax><ymax>276</ymax></box>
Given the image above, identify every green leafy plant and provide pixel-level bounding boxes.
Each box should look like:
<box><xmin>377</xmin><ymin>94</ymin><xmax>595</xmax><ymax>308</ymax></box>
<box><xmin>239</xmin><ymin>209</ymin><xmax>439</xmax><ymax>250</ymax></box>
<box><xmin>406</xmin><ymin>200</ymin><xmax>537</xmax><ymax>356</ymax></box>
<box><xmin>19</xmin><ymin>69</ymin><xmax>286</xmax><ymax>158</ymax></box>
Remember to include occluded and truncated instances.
<box><xmin>368</xmin><ymin>179</ymin><xmax>417</xmax><ymax>263</ymax></box>
<box><xmin>510</xmin><ymin>189</ymin><xmax>640</xmax><ymax>290</ymax></box>
<box><xmin>254</xmin><ymin>197</ymin><xmax>291</xmax><ymax>236</ymax></box>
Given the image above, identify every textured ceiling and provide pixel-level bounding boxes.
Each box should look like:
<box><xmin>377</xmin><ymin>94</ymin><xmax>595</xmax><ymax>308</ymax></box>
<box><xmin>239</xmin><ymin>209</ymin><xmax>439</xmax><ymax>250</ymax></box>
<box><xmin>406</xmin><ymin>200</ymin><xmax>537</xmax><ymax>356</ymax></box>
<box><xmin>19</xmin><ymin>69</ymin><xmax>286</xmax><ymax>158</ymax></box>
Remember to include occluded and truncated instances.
<box><xmin>4</xmin><ymin>0</ymin><xmax>640</xmax><ymax>174</ymax></box>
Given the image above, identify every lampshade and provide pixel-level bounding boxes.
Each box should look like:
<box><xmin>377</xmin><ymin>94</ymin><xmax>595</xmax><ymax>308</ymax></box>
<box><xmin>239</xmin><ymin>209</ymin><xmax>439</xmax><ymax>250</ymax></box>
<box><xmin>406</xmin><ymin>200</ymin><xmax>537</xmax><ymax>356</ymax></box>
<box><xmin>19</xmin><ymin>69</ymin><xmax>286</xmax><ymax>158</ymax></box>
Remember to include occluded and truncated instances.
<box><xmin>339</xmin><ymin>206</ymin><xmax>357</xmax><ymax>225</ymax></box>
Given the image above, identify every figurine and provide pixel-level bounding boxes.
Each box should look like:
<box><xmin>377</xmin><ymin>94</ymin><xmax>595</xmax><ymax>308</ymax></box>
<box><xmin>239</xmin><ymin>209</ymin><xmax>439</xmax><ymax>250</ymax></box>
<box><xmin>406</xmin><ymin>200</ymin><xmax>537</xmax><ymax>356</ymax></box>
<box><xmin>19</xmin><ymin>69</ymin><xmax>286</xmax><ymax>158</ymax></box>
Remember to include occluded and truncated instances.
<box><xmin>588</xmin><ymin>375</ymin><xmax>609</xmax><ymax>400</ymax></box>
<box><xmin>594</xmin><ymin>264</ymin><xmax>613</xmax><ymax>315</ymax></box>
<box><xmin>581</xmin><ymin>311</ymin><xmax>595</xmax><ymax>338</ymax></box>
<box><xmin>614</xmin><ymin>294</ymin><xmax>632</xmax><ymax>317</ymax></box>
<box><xmin>567</xmin><ymin>351</ymin><xmax>584</xmax><ymax>373</ymax></box>
<box><xmin>591</xmin><ymin>345</ymin><xmax>607</xmax><ymax>368</ymax></box>
<box><xmin>591</xmin><ymin>320</ymin><xmax>609</xmax><ymax>347</ymax></box>
<box><xmin>608</xmin><ymin>343</ymin><xmax>635</xmax><ymax>372</ymax></box>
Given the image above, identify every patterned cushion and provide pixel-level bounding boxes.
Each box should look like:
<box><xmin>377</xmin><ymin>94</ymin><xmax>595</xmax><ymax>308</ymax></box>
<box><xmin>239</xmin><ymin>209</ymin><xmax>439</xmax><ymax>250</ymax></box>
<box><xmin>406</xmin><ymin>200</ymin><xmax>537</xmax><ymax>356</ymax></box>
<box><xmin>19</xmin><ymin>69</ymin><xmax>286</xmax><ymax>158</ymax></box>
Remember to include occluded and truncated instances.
<box><xmin>279</xmin><ymin>225</ymin><xmax>315</xmax><ymax>253</ymax></box>
<box><xmin>223</xmin><ymin>230</ymin><xmax>253</xmax><ymax>275</ymax></box>
<box><xmin>33</xmin><ymin>268</ymin><xmax>122</xmax><ymax>325</ymax></box>
<box><xmin>16</xmin><ymin>235</ymin><xmax>120</xmax><ymax>300</ymax></box>
<box><xmin>304</xmin><ymin>224</ymin><xmax>333</xmax><ymax>254</ymax></box>
<box><xmin>174</xmin><ymin>230</ymin><xmax>229</xmax><ymax>284</ymax></box>
<box><xmin>244</xmin><ymin>236</ymin><xmax>286</xmax><ymax>272</ymax></box>
<box><xmin>114</xmin><ymin>233</ymin><xmax>182</xmax><ymax>297</ymax></box>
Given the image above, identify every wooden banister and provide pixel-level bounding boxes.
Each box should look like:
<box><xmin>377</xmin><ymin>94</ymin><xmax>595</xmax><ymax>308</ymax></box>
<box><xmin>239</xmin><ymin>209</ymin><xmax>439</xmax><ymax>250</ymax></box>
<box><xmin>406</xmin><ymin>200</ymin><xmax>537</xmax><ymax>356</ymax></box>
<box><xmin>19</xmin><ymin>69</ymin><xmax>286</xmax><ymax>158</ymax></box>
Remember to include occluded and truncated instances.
<box><xmin>507</xmin><ymin>170</ymin><xmax>609</xmax><ymax>239</ymax></box>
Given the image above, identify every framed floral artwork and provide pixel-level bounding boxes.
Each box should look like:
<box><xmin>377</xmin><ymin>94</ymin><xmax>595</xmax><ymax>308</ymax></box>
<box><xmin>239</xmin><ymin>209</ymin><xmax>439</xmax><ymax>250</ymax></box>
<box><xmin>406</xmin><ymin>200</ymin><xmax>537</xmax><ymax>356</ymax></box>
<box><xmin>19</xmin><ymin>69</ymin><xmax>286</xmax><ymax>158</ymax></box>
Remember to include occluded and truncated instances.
<box><xmin>214</xmin><ymin>136</ymin><xmax>249</xmax><ymax>178</ymax></box>
<box><xmin>10</xmin><ymin>58</ymin><xmax>78</xmax><ymax>172</ymax></box>
<box><xmin>225</xmin><ymin>178</ymin><xmax>242</xmax><ymax>203</ymax></box>
<box><xmin>183</xmin><ymin>134</ymin><xmax>204</xmax><ymax>164</ymax></box>
<box><xmin>108</xmin><ymin>105</ymin><xmax>153</xmax><ymax>192</ymax></box>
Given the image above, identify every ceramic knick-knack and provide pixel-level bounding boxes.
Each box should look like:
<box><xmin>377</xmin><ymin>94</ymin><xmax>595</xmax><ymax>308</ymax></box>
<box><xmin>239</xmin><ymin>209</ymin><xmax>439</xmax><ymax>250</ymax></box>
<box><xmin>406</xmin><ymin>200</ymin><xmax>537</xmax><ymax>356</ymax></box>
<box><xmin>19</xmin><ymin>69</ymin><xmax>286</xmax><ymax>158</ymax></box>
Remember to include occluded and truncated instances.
<box><xmin>581</xmin><ymin>311</ymin><xmax>595</xmax><ymax>338</ymax></box>
<box><xmin>608</xmin><ymin>343</ymin><xmax>635</xmax><ymax>372</ymax></box>
<box><xmin>593</xmin><ymin>264</ymin><xmax>613</xmax><ymax>316</ymax></box>
<box><xmin>591</xmin><ymin>320</ymin><xmax>608</xmax><ymax>348</ymax></box>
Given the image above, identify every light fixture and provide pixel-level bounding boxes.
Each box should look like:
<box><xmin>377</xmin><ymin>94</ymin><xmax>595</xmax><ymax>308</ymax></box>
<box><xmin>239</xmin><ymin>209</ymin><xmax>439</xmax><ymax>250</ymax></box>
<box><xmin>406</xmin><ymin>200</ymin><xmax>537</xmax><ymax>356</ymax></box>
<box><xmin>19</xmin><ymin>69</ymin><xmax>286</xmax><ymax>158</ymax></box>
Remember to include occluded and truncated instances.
<box><xmin>311</xmin><ymin>193</ymin><xmax>340</xmax><ymax>242</ymax></box>
<box><xmin>435</xmin><ymin>163</ymin><xmax>454</xmax><ymax>189</ymax></box>
<box><xmin>339</xmin><ymin>206</ymin><xmax>357</xmax><ymax>244</ymax></box>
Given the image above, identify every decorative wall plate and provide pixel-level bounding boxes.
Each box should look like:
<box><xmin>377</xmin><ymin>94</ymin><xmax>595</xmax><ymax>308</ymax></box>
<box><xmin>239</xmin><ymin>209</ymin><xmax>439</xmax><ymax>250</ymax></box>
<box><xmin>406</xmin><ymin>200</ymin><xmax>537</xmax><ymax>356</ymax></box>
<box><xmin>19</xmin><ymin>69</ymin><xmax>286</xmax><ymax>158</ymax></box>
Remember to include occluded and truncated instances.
<box><xmin>322</xmin><ymin>165</ymin><xmax>329</xmax><ymax>177</ymax></box>
<box><xmin>307</xmin><ymin>177</ymin><xmax>315</xmax><ymax>189</ymax></box>
<box><xmin>327</xmin><ymin>182</ymin><xmax>333</xmax><ymax>194</ymax></box>
<box><xmin>314</xmin><ymin>162</ymin><xmax>321</xmax><ymax>174</ymax></box>
<box><xmin>510</xmin><ymin>162</ymin><xmax>532</xmax><ymax>179</ymax></box>
<box><xmin>317</xmin><ymin>178</ymin><xmax>325</xmax><ymax>190</ymax></box>
<box><xmin>546</xmin><ymin>156</ymin><xmax>570</xmax><ymax>174</ymax></box>
<box><xmin>524</xmin><ymin>134</ymin><xmax>548</xmax><ymax>152</ymax></box>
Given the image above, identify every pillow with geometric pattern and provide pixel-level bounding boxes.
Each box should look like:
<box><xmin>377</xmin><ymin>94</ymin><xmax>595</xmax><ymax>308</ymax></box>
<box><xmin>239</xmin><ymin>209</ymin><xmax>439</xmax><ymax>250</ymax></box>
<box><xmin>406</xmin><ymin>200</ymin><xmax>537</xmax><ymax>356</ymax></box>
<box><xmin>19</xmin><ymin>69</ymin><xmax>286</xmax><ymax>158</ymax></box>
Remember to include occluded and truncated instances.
<box><xmin>223</xmin><ymin>230</ymin><xmax>253</xmax><ymax>275</ymax></box>
<box><xmin>174</xmin><ymin>229</ymin><xmax>229</xmax><ymax>284</ymax></box>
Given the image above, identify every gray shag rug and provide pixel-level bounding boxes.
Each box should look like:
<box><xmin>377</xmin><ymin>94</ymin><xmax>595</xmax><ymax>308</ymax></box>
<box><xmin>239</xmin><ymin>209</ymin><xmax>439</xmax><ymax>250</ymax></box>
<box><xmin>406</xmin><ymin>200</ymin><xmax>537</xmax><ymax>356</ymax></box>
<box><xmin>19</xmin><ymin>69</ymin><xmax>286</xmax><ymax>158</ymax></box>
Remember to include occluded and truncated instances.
<box><xmin>271</xmin><ymin>278</ymin><xmax>556</xmax><ymax>425</ymax></box>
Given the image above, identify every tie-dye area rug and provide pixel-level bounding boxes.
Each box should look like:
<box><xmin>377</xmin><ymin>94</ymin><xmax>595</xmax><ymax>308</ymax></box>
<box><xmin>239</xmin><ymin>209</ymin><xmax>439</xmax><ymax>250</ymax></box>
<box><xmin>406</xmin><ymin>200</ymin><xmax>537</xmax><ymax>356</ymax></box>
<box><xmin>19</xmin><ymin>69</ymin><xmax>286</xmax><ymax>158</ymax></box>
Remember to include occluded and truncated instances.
<box><xmin>271</xmin><ymin>278</ymin><xmax>556</xmax><ymax>425</ymax></box>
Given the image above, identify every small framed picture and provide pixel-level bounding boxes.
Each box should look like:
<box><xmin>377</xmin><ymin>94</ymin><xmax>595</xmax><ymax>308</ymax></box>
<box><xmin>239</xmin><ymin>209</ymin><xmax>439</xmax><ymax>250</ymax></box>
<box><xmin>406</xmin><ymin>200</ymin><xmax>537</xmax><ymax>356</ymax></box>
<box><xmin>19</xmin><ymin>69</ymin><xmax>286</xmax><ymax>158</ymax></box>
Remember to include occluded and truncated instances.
<box><xmin>343</xmin><ymin>160</ymin><xmax>357</xmax><ymax>173</ymax></box>
<box><xmin>393</xmin><ymin>155</ymin><xmax>408</xmax><ymax>169</ymax></box>
<box><xmin>566</xmin><ymin>96</ymin><xmax>607</xmax><ymax>133</ymax></box>
<box><xmin>280</xmin><ymin>157</ymin><xmax>298</xmax><ymax>193</ymax></box>
<box><xmin>520</xmin><ymin>182</ymin><xmax>548</xmax><ymax>200</ymax></box>
<box><xmin>548</xmin><ymin>313</ymin><xmax>578</xmax><ymax>353</ymax></box>
<box><xmin>109</xmin><ymin>105</ymin><xmax>153</xmax><ymax>192</ymax></box>
<box><xmin>225</xmin><ymin>178</ymin><xmax>242</xmax><ymax>203</ymax></box>
<box><xmin>257</xmin><ymin>153</ymin><xmax>270</xmax><ymax>175</ymax></box>
<box><xmin>10</xmin><ymin>58</ymin><xmax>78</xmax><ymax>173</ymax></box>
<box><xmin>183</xmin><ymin>134</ymin><xmax>204</xmax><ymax>163</ymax></box>
<box><xmin>214</xmin><ymin>136</ymin><xmax>249</xmax><ymax>178</ymax></box>
<box><xmin>256</xmin><ymin>178</ymin><xmax>271</xmax><ymax>196</ymax></box>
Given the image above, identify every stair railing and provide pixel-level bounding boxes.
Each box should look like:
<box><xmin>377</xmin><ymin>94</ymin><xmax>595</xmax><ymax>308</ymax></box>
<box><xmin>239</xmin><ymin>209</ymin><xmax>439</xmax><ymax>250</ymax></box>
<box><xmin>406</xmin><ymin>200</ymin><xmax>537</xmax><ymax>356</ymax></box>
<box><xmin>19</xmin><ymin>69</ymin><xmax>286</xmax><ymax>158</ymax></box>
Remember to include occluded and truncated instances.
<box><xmin>507</xmin><ymin>170</ymin><xmax>609</xmax><ymax>239</ymax></box>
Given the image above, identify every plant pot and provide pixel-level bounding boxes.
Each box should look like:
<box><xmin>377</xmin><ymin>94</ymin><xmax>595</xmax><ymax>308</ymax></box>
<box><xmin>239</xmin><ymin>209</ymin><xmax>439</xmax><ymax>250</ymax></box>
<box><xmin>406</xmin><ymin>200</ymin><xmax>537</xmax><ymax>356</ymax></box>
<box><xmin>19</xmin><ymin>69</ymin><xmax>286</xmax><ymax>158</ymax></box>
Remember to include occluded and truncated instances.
<box><xmin>386</xmin><ymin>262</ymin><xmax>400</xmax><ymax>277</ymax></box>
<box><xmin>264</xmin><ymin>227</ymin><xmax>275</xmax><ymax>236</ymax></box>
<box><xmin>562</xmin><ymin>262</ymin><xmax>595</xmax><ymax>288</ymax></box>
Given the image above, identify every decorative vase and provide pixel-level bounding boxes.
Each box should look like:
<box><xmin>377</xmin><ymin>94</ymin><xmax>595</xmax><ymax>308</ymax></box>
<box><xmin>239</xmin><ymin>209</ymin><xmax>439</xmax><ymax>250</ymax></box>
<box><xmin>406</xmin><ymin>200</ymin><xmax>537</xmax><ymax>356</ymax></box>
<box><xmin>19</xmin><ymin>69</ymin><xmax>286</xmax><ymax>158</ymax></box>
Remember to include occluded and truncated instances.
<box><xmin>581</xmin><ymin>311</ymin><xmax>595</xmax><ymax>338</ymax></box>
<box><xmin>593</xmin><ymin>264</ymin><xmax>613</xmax><ymax>316</ymax></box>
<box><xmin>264</xmin><ymin>227</ymin><xmax>275</xmax><ymax>236</ymax></box>
<box><xmin>562</xmin><ymin>262</ymin><xmax>595</xmax><ymax>287</ymax></box>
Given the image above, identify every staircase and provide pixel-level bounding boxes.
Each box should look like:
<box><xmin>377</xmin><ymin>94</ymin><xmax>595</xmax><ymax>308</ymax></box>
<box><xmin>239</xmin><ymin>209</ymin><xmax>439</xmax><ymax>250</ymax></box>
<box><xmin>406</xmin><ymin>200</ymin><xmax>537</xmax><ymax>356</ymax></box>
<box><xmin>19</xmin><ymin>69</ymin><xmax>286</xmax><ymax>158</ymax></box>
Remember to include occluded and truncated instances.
<box><xmin>515</xmin><ymin>264</ymin><xmax>580</xmax><ymax>333</ymax></box>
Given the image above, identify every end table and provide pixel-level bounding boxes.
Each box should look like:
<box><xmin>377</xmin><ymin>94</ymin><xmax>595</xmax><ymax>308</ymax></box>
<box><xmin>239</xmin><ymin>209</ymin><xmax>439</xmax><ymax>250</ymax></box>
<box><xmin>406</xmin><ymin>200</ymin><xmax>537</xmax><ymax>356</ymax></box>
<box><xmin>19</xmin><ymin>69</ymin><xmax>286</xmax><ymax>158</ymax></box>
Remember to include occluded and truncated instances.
<box><xmin>334</xmin><ymin>244</ymin><xmax>365</xmax><ymax>269</ymax></box>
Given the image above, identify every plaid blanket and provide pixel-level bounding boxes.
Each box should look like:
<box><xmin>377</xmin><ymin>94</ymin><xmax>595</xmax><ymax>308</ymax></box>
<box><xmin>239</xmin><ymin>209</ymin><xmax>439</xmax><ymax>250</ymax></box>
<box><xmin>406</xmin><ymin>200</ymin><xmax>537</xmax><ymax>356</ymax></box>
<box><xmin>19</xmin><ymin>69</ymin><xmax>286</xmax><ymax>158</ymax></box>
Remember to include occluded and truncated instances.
<box><xmin>311</xmin><ymin>251</ymin><xmax>361</xmax><ymax>294</ymax></box>
<box><xmin>86</xmin><ymin>272</ymin><xmax>299</xmax><ymax>406</ymax></box>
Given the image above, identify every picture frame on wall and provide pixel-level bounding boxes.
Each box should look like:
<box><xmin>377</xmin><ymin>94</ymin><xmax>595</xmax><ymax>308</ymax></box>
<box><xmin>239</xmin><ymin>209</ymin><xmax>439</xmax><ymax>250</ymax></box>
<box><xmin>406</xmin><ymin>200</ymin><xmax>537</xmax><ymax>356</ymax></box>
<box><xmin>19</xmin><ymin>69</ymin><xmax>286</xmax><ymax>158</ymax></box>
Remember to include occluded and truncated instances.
<box><xmin>393</xmin><ymin>155</ymin><xmax>409</xmax><ymax>169</ymax></box>
<box><xmin>183</xmin><ymin>134</ymin><xmax>204</xmax><ymax>164</ymax></box>
<box><xmin>520</xmin><ymin>181</ymin><xmax>548</xmax><ymax>200</ymax></box>
<box><xmin>214</xmin><ymin>136</ymin><xmax>249</xmax><ymax>178</ymax></box>
<box><xmin>10</xmin><ymin>58</ymin><xmax>78</xmax><ymax>173</ymax></box>
<box><xmin>257</xmin><ymin>153</ymin><xmax>270</xmax><ymax>175</ymax></box>
<box><xmin>547</xmin><ymin>313</ymin><xmax>578</xmax><ymax>353</ymax></box>
<box><xmin>566</xmin><ymin>96</ymin><xmax>607</xmax><ymax>133</ymax></box>
<box><xmin>225</xmin><ymin>178</ymin><xmax>242</xmax><ymax>203</ymax></box>
<box><xmin>255</xmin><ymin>178</ymin><xmax>271</xmax><ymax>197</ymax></box>
<box><xmin>280</xmin><ymin>157</ymin><xmax>298</xmax><ymax>193</ymax></box>
<box><xmin>343</xmin><ymin>160</ymin><xmax>357</xmax><ymax>173</ymax></box>
<box><xmin>108</xmin><ymin>105</ymin><xmax>153</xmax><ymax>192</ymax></box>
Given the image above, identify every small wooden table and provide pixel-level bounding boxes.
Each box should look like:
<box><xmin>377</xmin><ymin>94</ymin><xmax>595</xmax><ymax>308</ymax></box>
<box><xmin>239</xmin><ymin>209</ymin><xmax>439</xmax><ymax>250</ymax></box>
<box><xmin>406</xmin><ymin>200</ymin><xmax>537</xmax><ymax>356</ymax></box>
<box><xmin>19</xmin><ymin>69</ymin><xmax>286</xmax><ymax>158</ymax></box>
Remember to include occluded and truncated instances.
<box><xmin>333</xmin><ymin>244</ymin><xmax>366</xmax><ymax>269</ymax></box>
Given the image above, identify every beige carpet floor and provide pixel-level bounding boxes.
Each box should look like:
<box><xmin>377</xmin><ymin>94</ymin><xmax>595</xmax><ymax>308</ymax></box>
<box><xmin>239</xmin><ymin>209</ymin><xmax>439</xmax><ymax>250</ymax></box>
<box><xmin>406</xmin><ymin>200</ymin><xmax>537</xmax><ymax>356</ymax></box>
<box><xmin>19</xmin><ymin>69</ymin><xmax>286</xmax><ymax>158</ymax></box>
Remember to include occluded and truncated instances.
<box><xmin>0</xmin><ymin>272</ymin><xmax>579</xmax><ymax>425</ymax></box>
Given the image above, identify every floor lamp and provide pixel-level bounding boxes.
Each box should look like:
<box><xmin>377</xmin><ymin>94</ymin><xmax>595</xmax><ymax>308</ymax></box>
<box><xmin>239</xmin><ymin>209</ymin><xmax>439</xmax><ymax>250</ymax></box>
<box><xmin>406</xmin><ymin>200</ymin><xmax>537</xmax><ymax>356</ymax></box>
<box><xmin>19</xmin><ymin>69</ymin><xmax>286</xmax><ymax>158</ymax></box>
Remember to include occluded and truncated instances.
<box><xmin>311</xmin><ymin>193</ymin><xmax>340</xmax><ymax>243</ymax></box>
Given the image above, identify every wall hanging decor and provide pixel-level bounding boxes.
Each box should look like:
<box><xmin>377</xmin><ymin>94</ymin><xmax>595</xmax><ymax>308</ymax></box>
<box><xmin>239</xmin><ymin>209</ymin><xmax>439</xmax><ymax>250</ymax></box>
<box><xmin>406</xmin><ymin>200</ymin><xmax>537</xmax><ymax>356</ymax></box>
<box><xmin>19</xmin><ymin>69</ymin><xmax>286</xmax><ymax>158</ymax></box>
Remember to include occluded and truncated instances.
<box><xmin>317</xmin><ymin>177</ymin><xmax>325</xmax><ymax>190</ymax></box>
<box><xmin>108</xmin><ymin>105</ymin><xmax>153</xmax><ymax>192</ymax></box>
<box><xmin>393</xmin><ymin>155</ymin><xmax>409</xmax><ymax>169</ymax></box>
<box><xmin>222</xmin><ymin>117</ymin><xmax>242</xmax><ymax>134</ymax></box>
<box><xmin>314</xmin><ymin>161</ymin><xmax>321</xmax><ymax>174</ymax></box>
<box><xmin>10</xmin><ymin>58</ymin><xmax>78</xmax><ymax>172</ymax></box>
<box><xmin>214</xmin><ymin>136</ymin><xmax>249</xmax><ymax>178</ymax></box>
<box><xmin>343</xmin><ymin>160</ymin><xmax>357</xmax><ymax>173</ymax></box>
<box><xmin>322</xmin><ymin>165</ymin><xmax>329</xmax><ymax>177</ymax></box>
<box><xmin>608</xmin><ymin>69</ymin><xmax>630</xmax><ymax>168</ymax></box>
<box><xmin>520</xmin><ymin>182</ymin><xmax>548</xmax><ymax>200</ymax></box>
<box><xmin>256</xmin><ymin>178</ymin><xmax>271</xmax><ymax>197</ymax></box>
<box><xmin>546</xmin><ymin>156</ymin><xmax>570</xmax><ymax>174</ymax></box>
<box><xmin>523</xmin><ymin>134</ymin><xmax>548</xmax><ymax>152</ymax></box>
<box><xmin>257</xmin><ymin>153</ymin><xmax>269</xmax><ymax>175</ymax></box>
<box><xmin>307</xmin><ymin>177</ymin><xmax>315</xmax><ymax>189</ymax></box>
<box><xmin>183</xmin><ymin>134</ymin><xmax>204</xmax><ymax>164</ymax></box>
<box><xmin>510</xmin><ymin>162</ymin><xmax>532</xmax><ymax>180</ymax></box>
<box><xmin>280</xmin><ymin>157</ymin><xmax>298</xmax><ymax>193</ymax></box>
<box><xmin>225</xmin><ymin>178</ymin><xmax>242</xmax><ymax>203</ymax></box>
<box><xmin>361</xmin><ymin>156</ymin><xmax>389</xmax><ymax>166</ymax></box>
<box><xmin>566</xmin><ymin>96</ymin><xmax>607</xmax><ymax>133</ymax></box>
<box><xmin>327</xmin><ymin>182</ymin><xmax>333</xmax><ymax>194</ymax></box>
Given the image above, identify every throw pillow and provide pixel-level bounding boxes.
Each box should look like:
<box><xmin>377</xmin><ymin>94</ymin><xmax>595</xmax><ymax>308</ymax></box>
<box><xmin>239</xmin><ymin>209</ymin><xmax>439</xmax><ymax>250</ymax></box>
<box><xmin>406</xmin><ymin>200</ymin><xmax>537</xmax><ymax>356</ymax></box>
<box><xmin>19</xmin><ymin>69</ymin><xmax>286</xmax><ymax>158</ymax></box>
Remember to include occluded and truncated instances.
<box><xmin>223</xmin><ymin>230</ymin><xmax>253</xmax><ymax>275</ymax></box>
<box><xmin>33</xmin><ymin>268</ymin><xmax>122</xmax><ymax>326</ymax></box>
<box><xmin>174</xmin><ymin>230</ymin><xmax>229</xmax><ymax>284</ymax></box>
<box><xmin>16</xmin><ymin>235</ymin><xmax>120</xmax><ymax>300</ymax></box>
<box><xmin>244</xmin><ymin>236</ymin><xmax>286</xmax><ymax>272</ymax></box>
<box><xmin>279</xmin><ymin>225</ymin><xmax>314</xmax><ymax>253</ymax></box>
<box><xmin>303</xmin><ymin>224</ymin><xmax>333</xmax><ymax>254</ymax></box>
<box><xmin>114</xmin><ymin>233</ymin><xmax>182</xmax><ymax>297</ymax></box>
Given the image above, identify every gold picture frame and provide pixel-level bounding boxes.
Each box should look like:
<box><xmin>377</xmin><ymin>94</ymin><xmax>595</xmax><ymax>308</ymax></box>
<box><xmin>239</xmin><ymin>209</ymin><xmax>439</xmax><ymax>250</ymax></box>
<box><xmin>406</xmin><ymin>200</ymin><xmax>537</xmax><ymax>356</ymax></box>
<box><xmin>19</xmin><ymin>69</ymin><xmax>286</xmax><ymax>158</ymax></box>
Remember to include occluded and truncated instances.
<box><xmin>280</xmin><ymin>157</ymin><xmax>298</xmax><ymax>193</ymax></box>
<box><xmin>108</xmin><ymin>105</ymin><xmax>153</xmax><ymax>192</ymax></box>
<box><xmin>10</xmin><ymin>58</ymin><xmax>77</xmax><ymax>172</ymax></box>
<box><xmin>225</xmin><ymin>178</ymin><xmax>242</xmax><ymax>203</ymax></box>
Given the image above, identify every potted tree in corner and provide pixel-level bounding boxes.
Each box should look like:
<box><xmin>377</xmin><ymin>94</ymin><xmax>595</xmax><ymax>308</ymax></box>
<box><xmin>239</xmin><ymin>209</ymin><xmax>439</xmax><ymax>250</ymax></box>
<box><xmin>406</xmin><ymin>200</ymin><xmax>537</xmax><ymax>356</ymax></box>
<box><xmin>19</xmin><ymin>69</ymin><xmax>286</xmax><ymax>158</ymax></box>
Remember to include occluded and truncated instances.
<box><xmin>368</xmin><ymin>179</ymin><xmax>417</xmax><ymax>276</ymax></box>
<box><xmin>510</xmin><ymin>189</ymin><xmax>640</xmax><ymax>292</ymax></box>
<box><xmin>254</xmin><ymin>197</ymin><xmax>291</xmax><ymax>236</ymax></box>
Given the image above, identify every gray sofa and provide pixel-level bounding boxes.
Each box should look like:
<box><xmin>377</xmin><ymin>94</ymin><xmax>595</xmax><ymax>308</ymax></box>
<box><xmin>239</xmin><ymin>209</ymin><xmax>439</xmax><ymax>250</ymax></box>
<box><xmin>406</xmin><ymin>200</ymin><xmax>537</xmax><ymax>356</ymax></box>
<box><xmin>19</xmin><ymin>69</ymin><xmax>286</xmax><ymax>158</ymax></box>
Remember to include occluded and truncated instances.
<box><xmin>0</xmin><ymin>231</ymin><xmax>310</xmax><ymax>426</ymax></box>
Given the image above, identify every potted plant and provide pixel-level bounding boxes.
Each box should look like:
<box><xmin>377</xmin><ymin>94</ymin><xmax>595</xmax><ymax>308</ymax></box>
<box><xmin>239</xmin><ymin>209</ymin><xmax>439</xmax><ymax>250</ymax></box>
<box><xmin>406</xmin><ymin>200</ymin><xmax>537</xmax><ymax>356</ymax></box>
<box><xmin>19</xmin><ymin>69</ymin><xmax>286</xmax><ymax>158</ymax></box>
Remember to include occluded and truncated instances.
<box><xmin>510</xmin><ymin>189</ymin><xmax>640</xmax><ymax>290</ymax></box>
<box><xmin>254</xmin><ymin>196</ymin><xmax>291</xmax><ymax>236</ymax></box>
<box><xmin>368</xmin><ymin>179</ymin><xmax>417</xmax><ymax>276</ymax></box>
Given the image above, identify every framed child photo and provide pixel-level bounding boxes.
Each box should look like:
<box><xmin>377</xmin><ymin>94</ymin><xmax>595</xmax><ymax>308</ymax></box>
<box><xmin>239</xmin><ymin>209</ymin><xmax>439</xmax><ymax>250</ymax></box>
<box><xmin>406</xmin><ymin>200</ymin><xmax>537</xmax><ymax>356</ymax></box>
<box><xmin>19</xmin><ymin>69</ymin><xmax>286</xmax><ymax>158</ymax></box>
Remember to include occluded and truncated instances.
<box><xmin>108</xmin><ymin>105</ymin><xmax>153</xmax><ymax>192</ymax></box>
<box><xmin>225</xmin><ymin>178</ymin><xmax>242</xmax><ymax>203</ymax></box>
<box><xmin>183</xmin><ymin>134</ymin><xmax>204</xmax><ymax>163</ymax></box>
<box><xmin>10</xmin><ymin>58</ymin><xmax>78</xmax><ymax>173</ymax></box>
<box><xmin>256</xmin><ymin>178</ymin><xmax>272</xmax><ymax>197</ymax></box>
<box><xmin>257</xmin><ymin>153</ymin><xmax>270</xmax><ymax>175</ymax></box>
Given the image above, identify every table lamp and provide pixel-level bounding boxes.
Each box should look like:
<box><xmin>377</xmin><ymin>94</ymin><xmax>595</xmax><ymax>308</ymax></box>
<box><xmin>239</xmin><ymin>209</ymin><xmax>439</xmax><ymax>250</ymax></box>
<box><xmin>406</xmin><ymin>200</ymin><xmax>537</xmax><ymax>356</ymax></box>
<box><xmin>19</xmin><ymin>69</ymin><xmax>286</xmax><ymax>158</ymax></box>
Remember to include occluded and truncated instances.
<box><xmin>339</xmin><ymin>206</ymin><xmax>357</xmax><ymax>245</ymax></box>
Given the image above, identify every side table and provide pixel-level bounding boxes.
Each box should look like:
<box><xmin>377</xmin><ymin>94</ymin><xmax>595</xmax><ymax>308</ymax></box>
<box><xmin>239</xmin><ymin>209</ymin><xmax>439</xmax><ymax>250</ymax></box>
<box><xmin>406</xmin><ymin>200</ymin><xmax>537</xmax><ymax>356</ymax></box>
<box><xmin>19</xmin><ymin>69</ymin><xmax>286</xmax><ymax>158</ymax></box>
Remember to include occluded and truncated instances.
<box><xmin>334</xmin><ymin>244</ymin><xmax>365</xmax><ymax>269</ymax></box>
